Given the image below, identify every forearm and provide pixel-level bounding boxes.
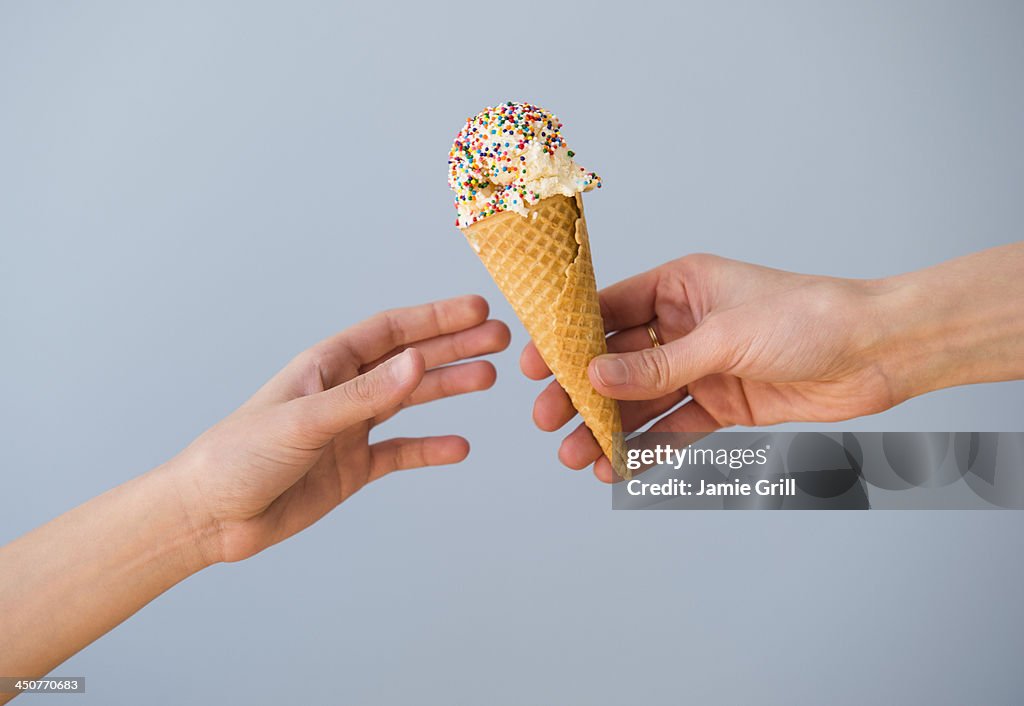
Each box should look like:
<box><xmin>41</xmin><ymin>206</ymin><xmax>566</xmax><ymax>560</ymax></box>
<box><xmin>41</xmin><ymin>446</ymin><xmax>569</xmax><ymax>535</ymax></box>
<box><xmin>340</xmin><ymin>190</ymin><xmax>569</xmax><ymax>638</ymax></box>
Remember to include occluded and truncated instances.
<box><xmin>0</xmin><ymin>462</ymin><xmax>215</xmax><ymax>699</ymax></box>
<box><xmin>873</xmin><ymin>241</ymin><xmax>1024</xmax><ymax>402</ymax></box>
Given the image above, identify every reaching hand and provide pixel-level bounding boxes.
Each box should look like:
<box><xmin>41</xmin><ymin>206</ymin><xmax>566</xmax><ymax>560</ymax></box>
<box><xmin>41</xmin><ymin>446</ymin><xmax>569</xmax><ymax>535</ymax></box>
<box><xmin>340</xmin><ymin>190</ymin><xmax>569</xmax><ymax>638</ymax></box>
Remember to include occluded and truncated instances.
<box><xmin>173</xmin><ymin>295</ymin><xmax>510</xmax><ymax>562</ymax></box>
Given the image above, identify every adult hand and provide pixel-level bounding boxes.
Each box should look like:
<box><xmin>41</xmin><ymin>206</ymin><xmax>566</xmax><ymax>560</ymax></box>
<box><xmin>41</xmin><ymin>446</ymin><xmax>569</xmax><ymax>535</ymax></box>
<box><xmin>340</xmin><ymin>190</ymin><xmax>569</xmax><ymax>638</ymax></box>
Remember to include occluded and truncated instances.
<box><xmin>174</xmin><ymin>294</ymin><xmax>510</xmax><ymax>563</ymax></box>
<box><xmin>523</xmin><ymin>245</ymin><xmax>1024</xmax><ymax>483</ymax></box>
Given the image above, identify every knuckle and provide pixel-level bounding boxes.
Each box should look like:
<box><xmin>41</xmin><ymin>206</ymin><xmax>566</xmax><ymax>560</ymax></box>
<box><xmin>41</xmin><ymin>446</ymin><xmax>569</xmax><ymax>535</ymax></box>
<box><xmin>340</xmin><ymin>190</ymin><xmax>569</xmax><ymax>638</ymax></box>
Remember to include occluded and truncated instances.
<box><xmin>392</xmin><ymin>442</ymin><xmax>408</xmax><ymax>470</ymax></box>
<box><xmin>438</xmin><ymin>370</ymin><xmax>457</xmax><ymax>397</ymax></box>
<box><xmin>410</xmin><ymin>440</ymin><xmax>427</xmax><ymax>467</ymax></box>
<box><xmin>430</xmin><ymin>300</ymin><xmax>448</xmax><ymax>331</ymax></box>
<box><xmin>364</xmin><ymin>309</ymin><xmax>390</xmax><ymax>332</ymax></box>
<box><xmin>306</xmin><ymin>353</ymin><xmax>327</xmax><ymax>374</ymax></box>
<box><xmin>394</xmin><ymin>440</ymin><xmax>424</xmax><ymax>470</ymax></box>
<box><xmin>371</xmin><ymin>308</ymin><xmax>406</xmax><ymax>347</ymax></box>
<box><xmin>638</xmin><ymin>347</ymin><xmax>673</xmax><ymax>391</ymax></box>
<box><xmin>348</xmin><ymin>371</ymin><xmax>383</xmax><ymax>405</ymax></box>
<box><xmin>677</xmin><ymin>252</ymin><xmax>717</xmax><ymax>273</ymax></box>
<box><xmin>292</xmin><ymin>352</ymin><xmax>328</xmax><ymax>390</ymax></box>
<box><xmin>289</xmin><ymin>349</ymin><xmax>319</xmax><ymax>375</ymax></box>
<box><xmin>451</xmin><ymin>331</ymin><xmax>469</xmax><ymax>360</ymax></box>
<box><xmin>384</xmin><ymin>311</ymin><xmax>405</xmax><ymax>345</ymax></box>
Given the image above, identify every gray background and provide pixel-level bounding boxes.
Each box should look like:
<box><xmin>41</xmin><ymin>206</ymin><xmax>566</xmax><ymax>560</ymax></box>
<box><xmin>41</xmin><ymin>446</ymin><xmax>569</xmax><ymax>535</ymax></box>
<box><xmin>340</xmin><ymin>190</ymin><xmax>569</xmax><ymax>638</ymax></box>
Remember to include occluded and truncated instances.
<box><xmin>2</xmin><ymin>1</ymin><xmax>1023</xmax><ymax>704</ymax></box>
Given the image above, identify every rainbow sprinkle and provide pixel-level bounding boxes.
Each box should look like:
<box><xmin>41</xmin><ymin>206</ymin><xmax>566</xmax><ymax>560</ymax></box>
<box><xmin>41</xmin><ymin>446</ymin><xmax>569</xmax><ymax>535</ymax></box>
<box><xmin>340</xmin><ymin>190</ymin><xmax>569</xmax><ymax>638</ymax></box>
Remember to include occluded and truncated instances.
<box><xmin>448</xmin><ymin>101</ymin><xmax>601</xmax><ymax>228</ymax></box>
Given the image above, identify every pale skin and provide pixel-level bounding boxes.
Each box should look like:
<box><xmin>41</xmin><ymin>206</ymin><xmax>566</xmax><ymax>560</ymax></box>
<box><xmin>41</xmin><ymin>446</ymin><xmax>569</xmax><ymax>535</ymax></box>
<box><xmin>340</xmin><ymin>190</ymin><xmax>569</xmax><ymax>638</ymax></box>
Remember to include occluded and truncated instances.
<box><xmin>522</xmin><ymin>242</ymin><xmax>1024</xmax><ymax>483</ymax></box>
<box><xmin>0</xmin><ymin>295</ymin><xmax>510</xmax><ymax>702</ymax></box>
<box><xmin>2</xmin><ymin>246</ymin><xmax>1023</xmax><ymax>693</ymax></box>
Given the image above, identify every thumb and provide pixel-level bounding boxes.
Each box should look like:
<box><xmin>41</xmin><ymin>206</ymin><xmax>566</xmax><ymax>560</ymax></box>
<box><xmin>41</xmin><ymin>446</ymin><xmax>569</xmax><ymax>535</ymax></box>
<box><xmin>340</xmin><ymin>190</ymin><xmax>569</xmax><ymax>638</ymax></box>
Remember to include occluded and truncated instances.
<box><xmin>295</xmin><ymin>348</ymin><xmax>425</xmax><ymax>436</ymax></box>
<box><xmin>588</xmin><ymin>322</ymin><xmax>729</xmax><ymax>400</ymax></box>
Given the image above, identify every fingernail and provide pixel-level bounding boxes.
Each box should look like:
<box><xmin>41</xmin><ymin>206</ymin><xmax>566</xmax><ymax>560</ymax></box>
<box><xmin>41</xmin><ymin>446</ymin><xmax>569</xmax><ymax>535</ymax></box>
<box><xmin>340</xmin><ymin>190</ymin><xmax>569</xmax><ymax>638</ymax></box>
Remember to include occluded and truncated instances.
<box><xmin>593</xmin><ymin>357</ymin><xmax>628</xmax><ymax>386</ymax></box>
<box><xmin>384</xmin><ymin>349</ymin><xmax>416</xmax><ymax>384</ymax></box>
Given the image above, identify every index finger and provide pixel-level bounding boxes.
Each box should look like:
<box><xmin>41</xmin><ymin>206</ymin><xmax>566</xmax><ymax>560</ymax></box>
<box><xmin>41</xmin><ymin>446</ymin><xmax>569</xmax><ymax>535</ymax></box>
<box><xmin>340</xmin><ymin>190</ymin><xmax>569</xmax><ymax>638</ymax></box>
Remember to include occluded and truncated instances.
<box><xmin>338</xmin><ymin>294</ymin><xmax>491</xmax><ymax>366</ymax></box>
<box><xmin>598</xmin><ymin>266</ymin><xmax>660</xmax><ymax>333</ymax></box>
<box><xmin>248</xmin><ymin>295</ymin><xmax>493</xmax><ymax>407</ymax></box>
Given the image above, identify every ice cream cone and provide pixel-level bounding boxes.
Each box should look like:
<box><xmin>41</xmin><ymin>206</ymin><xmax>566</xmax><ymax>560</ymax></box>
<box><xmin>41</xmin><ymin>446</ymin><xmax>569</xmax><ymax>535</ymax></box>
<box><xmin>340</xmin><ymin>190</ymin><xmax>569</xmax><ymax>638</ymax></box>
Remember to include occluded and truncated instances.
<box><xmin>464</xmin><ymin>193</ymin><xmax>626</xmax><ymax>476</ymax></box>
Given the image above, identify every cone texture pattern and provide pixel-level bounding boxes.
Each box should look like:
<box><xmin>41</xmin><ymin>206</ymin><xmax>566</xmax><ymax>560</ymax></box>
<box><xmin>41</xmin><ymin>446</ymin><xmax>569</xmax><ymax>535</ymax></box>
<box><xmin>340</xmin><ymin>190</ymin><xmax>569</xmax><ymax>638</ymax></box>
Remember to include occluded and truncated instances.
<box><xmin>464</xmin><ymin>194</ymin><xmax>626</xmax><ymax>476</ymax></box>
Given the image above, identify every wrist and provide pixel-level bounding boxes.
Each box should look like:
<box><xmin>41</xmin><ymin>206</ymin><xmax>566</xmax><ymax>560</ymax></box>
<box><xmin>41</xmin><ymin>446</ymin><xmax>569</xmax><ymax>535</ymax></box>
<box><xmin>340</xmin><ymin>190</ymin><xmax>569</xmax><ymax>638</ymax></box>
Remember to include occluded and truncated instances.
<box><xmin>866</xmin><ymin>256</ymin><xmax>1024</xmax><ymax>403</ymax></box>
<box><xmin>862</xmin><ymin>274</ymin><xmax>948</xmax><ymax>404</ymax></box>
<box><xmin>149</xmin><ymin>457</ymin><xmax>224</xmax><ymax>571</ymax></box>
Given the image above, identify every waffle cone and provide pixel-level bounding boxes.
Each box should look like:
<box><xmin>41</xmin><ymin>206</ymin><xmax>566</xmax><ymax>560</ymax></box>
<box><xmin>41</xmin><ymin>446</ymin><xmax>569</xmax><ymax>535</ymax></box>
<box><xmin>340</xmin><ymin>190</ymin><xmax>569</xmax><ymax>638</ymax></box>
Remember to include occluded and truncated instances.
<box><xmin>463</xmin><ymin>194</ymin><xmax>627</xmax><ymax>477</ymax></box>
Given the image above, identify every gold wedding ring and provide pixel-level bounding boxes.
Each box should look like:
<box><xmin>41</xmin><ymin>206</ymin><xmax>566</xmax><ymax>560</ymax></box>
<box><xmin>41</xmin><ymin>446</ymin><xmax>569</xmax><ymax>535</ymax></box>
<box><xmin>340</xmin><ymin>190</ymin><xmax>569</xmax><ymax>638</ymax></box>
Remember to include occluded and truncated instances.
<box><xmin>647</xmin><ymin>323</ymin><xmax>662</xmax><ymax>348</ymax></box>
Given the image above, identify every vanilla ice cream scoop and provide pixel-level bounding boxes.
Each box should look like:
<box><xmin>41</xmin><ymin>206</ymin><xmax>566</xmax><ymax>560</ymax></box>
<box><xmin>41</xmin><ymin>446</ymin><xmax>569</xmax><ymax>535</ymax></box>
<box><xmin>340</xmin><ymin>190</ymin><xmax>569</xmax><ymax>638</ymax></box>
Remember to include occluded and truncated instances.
<box><xmin>448</xmin><ymin>101</ymin><xmax>601</xmax><ymax>228</ymax></box>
